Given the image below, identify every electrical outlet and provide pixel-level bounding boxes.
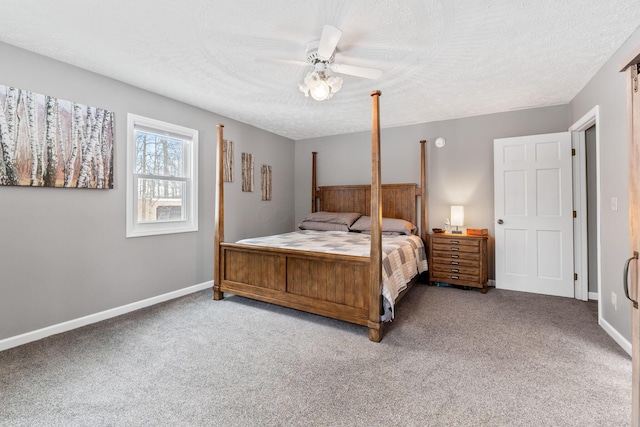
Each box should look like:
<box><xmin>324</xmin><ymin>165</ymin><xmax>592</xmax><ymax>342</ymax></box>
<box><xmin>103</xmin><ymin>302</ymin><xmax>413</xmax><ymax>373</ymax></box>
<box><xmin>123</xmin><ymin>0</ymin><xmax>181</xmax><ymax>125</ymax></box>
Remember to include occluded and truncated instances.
<box><xmin>612</xmin><ymin>291</ymin><xmax>618</xmax><ymax>310</ymax></box>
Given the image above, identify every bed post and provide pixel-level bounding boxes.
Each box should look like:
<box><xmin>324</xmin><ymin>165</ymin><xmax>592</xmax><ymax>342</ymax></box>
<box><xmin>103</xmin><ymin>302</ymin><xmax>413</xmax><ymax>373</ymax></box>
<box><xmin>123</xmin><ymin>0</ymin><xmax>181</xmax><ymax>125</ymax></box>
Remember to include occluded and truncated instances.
<box><xmin>213</xmin><ymin>124</ymin><xmax>225</xmax><ymax>301</ymax></box>
<box><xmin>312</xmin><ymin>151</ymin><xmax>318</xmax><ymax>213</ymax></box>
<box><xmin>420</xmin><ymin>140</ymin><xmax>427</xmax><ymax>242</ymax></box>
<box><xmin>369</xmin><ymin>90</ymin><xmax>382</xmax><ymax>342</ymax></box>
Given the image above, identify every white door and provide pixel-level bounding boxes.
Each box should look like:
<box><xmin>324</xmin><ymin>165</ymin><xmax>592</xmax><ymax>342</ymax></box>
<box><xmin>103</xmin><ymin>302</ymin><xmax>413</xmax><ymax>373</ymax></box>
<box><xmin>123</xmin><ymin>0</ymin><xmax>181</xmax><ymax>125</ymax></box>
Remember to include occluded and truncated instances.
<box><xmin>494</xmin><ymin>132</ymin><xmax>574</xmax><ymax>297</ymax></box>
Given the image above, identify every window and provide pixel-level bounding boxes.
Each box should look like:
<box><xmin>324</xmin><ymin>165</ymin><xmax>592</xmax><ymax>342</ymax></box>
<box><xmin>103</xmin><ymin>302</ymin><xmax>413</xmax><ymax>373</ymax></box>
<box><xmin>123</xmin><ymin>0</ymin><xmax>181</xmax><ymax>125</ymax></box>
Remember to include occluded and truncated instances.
<box><xmin>126</xmin><ymin>114</ymin><xmax>198</xmax><ymax>237</ymax></box>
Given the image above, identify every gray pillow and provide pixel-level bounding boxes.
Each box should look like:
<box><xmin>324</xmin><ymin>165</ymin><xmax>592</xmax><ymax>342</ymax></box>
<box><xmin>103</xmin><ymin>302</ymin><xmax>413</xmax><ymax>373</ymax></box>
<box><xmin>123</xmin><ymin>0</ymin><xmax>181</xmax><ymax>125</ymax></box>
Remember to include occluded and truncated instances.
<box><xmin>301</xmin><ymin>211</ymin><xmax>362</xmax><ymax>226</ymax></box>
<box><xmin>297</xmin><ymin>221</ymin><xmax>350</xmax><ymax>232</ymax></box>
<box><xmin>349</xmin><ymin>216</ymin><xmax>417</xmax><ymax>235</ymax></box>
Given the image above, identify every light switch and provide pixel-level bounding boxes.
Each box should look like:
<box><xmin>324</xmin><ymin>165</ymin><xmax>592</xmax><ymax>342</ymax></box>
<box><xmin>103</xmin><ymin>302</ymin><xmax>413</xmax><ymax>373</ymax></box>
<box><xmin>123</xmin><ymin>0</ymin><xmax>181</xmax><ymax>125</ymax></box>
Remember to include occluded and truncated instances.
<box><xmin>611</xmin><ymin>197</ymin><xmax>618</xmax><ymax>212</ymax></box>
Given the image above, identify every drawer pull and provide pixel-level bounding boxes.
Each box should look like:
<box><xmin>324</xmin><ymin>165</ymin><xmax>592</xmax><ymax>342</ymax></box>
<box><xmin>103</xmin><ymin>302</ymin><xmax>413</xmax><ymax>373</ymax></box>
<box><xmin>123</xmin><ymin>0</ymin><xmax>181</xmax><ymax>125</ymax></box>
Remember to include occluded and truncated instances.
<box><xmin>451</xmin><ymin>261</ymin><xmax>459</xmax><ymax>265</ymax></box>
<box><xmin>451</xmin><ymin>269</ymin><xmax>459</xmax><ymax>273</ymax></box>
<box><xmin>451</xmin><ymin>275</ymin><xmax>459</xmax><ymax>280</ymax></box>
<box><xmin>451</xmin><ymin>240</ymin><xmax>459</xmax><ymax>244</ymax></box>
<box><xmin>451</xmin><ymin>247</ymin><xmax>460</xmax><ymax>251</ymax></box>
<box><xmin>451</xmin><ymin>254</ymin><xmax>459</xmax><ymax>258</ymax></box>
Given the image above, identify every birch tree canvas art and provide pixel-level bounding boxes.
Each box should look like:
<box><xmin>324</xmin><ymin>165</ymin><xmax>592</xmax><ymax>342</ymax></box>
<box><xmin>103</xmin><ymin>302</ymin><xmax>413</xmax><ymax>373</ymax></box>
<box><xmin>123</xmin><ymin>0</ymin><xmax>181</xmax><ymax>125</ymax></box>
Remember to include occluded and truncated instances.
<box><xmin>0</xmin><ymin>85</ymin><xmax>115</xmax><ymax>189</ymax></box>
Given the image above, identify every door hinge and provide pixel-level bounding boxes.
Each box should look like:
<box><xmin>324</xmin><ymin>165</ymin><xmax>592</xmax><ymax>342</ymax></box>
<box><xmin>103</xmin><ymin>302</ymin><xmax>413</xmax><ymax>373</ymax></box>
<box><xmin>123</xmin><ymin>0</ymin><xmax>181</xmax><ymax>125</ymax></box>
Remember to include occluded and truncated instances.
<box><xmin>574</xmin><ymin>273</ymin><xmax>578</xmax><ymax>281</ymax></box>
<box><xmin>571</xmin><ymin>148</ymin><xmax>576</xmax><ymax>156</ymax></box>
<box><xmin>573</xmin><ymin>210</ymin><xmax>577</xmax><ymax>218</ymax></box>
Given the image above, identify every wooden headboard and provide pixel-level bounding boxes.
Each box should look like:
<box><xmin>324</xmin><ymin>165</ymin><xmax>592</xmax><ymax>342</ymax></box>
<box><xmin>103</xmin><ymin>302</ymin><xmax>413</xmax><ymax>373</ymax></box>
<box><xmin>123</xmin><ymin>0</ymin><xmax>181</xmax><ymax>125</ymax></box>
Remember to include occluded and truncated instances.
<box><xmin>309</xmin><ymin>140</ymin><xmax>427</xmax><ymax>242</ymax></box>
<box><xmin>316</xmin><ymin>184</ymin><xmax>420</xmax><ymax>227</ymax></box>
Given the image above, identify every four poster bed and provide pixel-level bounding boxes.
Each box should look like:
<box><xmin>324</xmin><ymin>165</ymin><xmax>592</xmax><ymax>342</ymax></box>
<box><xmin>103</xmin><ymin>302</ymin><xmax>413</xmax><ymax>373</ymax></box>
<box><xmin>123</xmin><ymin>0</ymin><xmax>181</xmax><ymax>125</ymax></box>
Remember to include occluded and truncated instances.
<box><xmin>213</xmin><ymin>91</ymin><xmax>429</xmax><ymax>342</ymax></box>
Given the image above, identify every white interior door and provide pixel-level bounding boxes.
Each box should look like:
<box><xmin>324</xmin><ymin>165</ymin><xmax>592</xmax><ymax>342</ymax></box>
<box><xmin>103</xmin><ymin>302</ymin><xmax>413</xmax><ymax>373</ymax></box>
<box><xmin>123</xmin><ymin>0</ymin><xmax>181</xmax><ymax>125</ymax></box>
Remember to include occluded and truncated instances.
<box><xmin>494</xmin><ymin>132</ymin><xmax>574</xmax><ymax>297</ymax></box>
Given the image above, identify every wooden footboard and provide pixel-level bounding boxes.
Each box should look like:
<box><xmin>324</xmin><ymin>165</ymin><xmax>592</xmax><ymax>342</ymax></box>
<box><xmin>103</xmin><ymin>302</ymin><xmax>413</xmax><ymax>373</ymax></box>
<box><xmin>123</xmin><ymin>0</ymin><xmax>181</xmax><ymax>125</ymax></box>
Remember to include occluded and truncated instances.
<box><xmin>218</xmin><ymin>243</ymin><xmax>373</xmax><ymax>327</ymax></box>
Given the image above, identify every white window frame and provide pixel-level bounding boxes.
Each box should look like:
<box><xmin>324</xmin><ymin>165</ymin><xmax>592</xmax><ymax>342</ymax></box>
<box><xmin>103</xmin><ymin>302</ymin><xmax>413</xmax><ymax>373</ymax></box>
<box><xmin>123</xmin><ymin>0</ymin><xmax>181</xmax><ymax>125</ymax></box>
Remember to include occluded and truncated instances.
<box><xmin>126</xmin><ymin>113</ymin><xmax>198</xmax><ymax>238</ymax></box>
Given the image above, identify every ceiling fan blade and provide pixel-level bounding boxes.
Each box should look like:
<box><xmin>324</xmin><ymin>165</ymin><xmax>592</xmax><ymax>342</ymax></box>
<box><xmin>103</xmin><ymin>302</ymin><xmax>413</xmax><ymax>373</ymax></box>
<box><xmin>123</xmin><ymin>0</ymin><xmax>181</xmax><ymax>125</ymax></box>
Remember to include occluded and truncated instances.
<box><xmin>330</xmin><ymin>63</ymin><xmax>382</xmax><ymax>80</ymax></box>
<box><xmin>317</xmin><ymin>25</ymin><xmax>342</xmax><ymax>60</ymax></box>
<box><xmin>256</xmin><ymin>57</ymin><xmax>308</xmax><ymax>67</ymax></box>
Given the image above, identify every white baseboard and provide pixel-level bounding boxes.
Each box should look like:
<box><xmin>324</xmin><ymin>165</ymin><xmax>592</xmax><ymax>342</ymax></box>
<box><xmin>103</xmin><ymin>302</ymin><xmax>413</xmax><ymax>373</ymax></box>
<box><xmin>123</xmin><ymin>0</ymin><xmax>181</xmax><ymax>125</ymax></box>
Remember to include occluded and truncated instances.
<box><xmin>488</xmin><ymin>279</ymin><xmax>496</xmax><ymax>287</ymax></box>
<box><xmin>0</xmin><ymin>281</ymin><xmax>213</xmax><ymax>352</ymax></box>
<box><xmin>588</xmin><ymin>292</ymin><xmax>598</xmax><ymax>300</ymax></box>
<box><xmin>599</xmin><ymin>315</ymin><xmax>632</xmax><ymax>356</ymax></box>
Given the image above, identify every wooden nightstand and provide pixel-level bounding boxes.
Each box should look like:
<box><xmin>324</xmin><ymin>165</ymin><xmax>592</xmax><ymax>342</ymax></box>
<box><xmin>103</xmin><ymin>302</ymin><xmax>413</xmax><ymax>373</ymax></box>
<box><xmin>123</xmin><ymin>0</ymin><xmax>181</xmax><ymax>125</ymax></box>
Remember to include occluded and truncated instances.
<box><xmin>428</xmin><ymin>233</ymin><xmax>489</xmax><ymax>293</ymax></box>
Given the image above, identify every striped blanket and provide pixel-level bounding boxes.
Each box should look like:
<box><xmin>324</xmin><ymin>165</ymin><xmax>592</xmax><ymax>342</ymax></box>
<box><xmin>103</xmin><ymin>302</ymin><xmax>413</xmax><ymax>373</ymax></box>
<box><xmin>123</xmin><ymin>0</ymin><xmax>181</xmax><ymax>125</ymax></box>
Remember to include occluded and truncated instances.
<box><xmin>236</xmin><ymin>230</ymin><xmax>428</xmax><ymax>320</ymax></box>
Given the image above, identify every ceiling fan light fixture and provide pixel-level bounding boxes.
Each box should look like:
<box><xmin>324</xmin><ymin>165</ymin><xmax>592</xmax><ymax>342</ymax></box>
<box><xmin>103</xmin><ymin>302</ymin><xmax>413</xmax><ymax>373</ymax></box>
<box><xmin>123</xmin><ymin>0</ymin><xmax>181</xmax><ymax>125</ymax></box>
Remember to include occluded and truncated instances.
<box><xmin>299</xmin><ymin>71</ymin><xmax>342</xmax><ymax>101</ymax></box>
<box><xmin>273</xmin><ymin>24</ymin><xmax>382</xmax><ymax>102</ymax></box>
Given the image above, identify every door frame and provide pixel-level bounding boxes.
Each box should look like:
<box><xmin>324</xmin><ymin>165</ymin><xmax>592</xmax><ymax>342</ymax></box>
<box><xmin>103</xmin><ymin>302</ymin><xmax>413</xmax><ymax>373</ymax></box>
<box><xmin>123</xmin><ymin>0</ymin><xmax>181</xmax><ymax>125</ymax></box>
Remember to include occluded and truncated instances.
<box><xmin>569</xmin><ymin>106</ymin><xmax>602</xmax><ymax>310</ymax></box>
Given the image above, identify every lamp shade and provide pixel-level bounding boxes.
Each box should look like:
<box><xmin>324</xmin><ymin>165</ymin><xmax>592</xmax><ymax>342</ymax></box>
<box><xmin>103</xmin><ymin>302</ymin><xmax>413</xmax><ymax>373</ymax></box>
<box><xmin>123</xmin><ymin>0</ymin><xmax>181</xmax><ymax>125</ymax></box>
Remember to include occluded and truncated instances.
<box><xmin>450</xmin><ymin>205</ymin><xmax>464</xmax><ymax>227</ymax></box>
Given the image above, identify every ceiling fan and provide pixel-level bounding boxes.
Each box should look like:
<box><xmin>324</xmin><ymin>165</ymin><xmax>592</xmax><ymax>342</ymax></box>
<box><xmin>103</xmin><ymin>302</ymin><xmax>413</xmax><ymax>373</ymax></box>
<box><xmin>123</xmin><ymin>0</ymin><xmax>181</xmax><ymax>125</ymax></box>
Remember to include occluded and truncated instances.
<box><xmin>262</xmin><ymin>25</ymin><xmax>383</xmax><ymax>101</ymax></box>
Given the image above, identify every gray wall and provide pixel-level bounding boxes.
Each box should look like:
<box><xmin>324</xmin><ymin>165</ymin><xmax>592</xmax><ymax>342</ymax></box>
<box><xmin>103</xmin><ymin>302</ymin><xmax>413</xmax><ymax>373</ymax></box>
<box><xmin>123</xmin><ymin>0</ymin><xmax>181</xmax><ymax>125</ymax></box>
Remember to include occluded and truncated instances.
<box><xmin>0</xmin><ymin>42</ymin><xmax>295</xmax><ymax>341</ymax></box>
<box><xmin>294</xmin><ymin>105</ymin><xmax>570</xmax><ymax>280</ymax></box>
<box><xmin>569</xmin><ymin>25</ymin><xmax>640</xmax><ymax>342</ymax></box>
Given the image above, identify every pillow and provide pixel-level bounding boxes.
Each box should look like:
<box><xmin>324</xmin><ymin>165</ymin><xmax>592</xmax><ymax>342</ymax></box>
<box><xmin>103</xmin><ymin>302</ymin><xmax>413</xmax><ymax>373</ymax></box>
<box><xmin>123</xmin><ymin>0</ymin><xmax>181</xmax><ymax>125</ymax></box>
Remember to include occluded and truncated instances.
<box><xmin>297</xmin><ymin>221</ymin><xmax>350</xmax><ymax>232</ymax></box>
<box><xmin>300</xmin><ymin>211</ymin><xmax>362</xmax><ymax>226</ymax></box>
<box><xmin>349</xmin><ymin>216</ymin><xmax>417</xmax><ymax>235</ymax></box>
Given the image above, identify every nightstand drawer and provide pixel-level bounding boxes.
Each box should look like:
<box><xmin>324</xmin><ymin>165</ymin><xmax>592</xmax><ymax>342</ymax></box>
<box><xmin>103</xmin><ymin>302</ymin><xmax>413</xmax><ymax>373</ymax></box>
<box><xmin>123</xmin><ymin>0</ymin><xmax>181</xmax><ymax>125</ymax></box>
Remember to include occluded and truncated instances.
<box><xmin>432</xmin><ymin>271</ymin><xmax>480</xmax><ymax>283</ymax></box>
<box><xmin>432</xmin><ymin>256</ymin><xmax>479</xmax><ymax>267</ymax></box>
<box><xmin>432</xmin><ymin>264</ymin><xmax>479</xmax><ymax>276</ymax></box>
<box><xmin>431</xmin><ymin>236</ymin><xmax>480</xmax><ymax>248</ymax></box>
<box><xmin>432</xmin><ymin>251</ymin><xmax>481</xmax><ymax>261</ymax></box>
<box><xmin>431</xmin><ymin>243</ymin><xmax>479</xmax><ymax>254</ymax></box>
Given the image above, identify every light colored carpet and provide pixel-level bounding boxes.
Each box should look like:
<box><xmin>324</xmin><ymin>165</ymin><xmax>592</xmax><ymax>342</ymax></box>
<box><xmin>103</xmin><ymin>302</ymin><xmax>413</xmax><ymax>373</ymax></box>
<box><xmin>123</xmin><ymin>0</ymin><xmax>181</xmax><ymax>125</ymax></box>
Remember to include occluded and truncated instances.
<box><xmin>0</xmin><ymin>284</ymin><xmax>631</xmax><ymax>426</ymax></box>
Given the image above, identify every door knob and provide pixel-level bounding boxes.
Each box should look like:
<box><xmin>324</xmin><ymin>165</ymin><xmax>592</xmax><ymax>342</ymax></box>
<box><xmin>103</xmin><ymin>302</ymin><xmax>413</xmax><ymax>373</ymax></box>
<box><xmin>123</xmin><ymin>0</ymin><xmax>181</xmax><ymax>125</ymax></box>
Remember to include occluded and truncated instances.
<box><xmin>497</xmin><ymin>219</ymin><xmax>504</xmax><ymax>224</ymax></box>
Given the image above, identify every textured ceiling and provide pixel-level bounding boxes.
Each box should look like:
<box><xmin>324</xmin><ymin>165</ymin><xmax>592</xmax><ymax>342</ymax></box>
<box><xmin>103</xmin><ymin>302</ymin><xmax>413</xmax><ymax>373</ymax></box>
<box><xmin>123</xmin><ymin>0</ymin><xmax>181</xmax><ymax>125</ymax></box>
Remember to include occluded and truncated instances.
<box><xmin>1</xmin><ymin>1</ymin><xmax>639</xmax><ymax>140</ymax></box>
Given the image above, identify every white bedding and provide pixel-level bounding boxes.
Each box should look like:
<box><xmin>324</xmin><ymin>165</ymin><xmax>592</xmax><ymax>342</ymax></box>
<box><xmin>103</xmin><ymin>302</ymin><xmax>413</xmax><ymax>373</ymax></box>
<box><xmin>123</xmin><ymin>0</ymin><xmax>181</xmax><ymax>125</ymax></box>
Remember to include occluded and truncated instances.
<box><xmin>236</xmin><ymin>230</ymin><xmax>428</xmax><ymax>320</ymax></box>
